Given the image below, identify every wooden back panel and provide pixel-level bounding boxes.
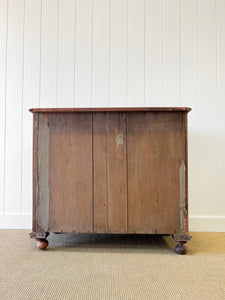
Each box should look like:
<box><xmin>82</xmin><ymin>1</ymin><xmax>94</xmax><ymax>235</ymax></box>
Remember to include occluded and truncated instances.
<box><xmin>33</xmin><ymin>111</ymin><xmax>187</xmax><ymax>235</ymax></box>
<box><xmin>127</xmin><ymin>112</ymin><xmax>185</xmax><ymax>234</ymax></box>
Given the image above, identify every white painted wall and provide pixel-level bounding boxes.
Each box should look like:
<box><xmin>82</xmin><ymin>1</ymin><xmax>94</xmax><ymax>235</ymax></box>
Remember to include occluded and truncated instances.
<box><xmin>0</xmin><ymin>0</ymin><xmax>225</xmax><ymax>231</ymax></box>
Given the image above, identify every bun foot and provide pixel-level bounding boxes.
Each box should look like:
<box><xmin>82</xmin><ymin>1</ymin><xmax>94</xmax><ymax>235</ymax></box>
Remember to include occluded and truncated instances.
<box><xmin>174</xmin><ymin>242</ymin><xmax>186</xmax><ymax>255</ymax></box>
<box><xmin>36</xmin><ymin>238</ymin><xmax>49</xmax><ymax>250</ymax></box>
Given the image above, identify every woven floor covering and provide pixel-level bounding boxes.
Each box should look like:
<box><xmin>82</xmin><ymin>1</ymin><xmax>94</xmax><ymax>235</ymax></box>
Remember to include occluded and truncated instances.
<box><xmin>0</xmin><ymin>230</ymin><xmax>224</xmax><ymax>300</ymax></box>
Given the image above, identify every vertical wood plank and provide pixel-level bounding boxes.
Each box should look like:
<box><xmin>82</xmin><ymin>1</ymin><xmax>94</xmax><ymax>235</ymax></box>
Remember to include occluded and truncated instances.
<box><xmin>40</xmin><ymin>0</ymin><xmax>58</xmax><ymax>107</ymax></box>
<box><xmin>4</xmin><ymin>0</ymin><xmax>24</xmax><ymax>214</ymax></box>
<box><xmin>22</xmin><ymin>0</ymin><xmax>41</xmax><ymax>215</ymax></box>
<box><xmin>93</xmin><ymin>112</ymin><xmax>127</xmax><ymax>233</ymax></box>
<box><xmin>75</xmin><ymin>0</ymin><xmax>92</xmax><ymax>107</ymax></box>
<box><xmin>145</xmin><ymin>0</ymin><xmax>163</xmax><ymax>106</ymax></box>
<box><xmin>93</xmin><ymin>113</ymin><xmax>108</xmax><ymax>232</ymax></box>
<box><xmin>127</xmin><ymin>112</ymin><xmax>185</xmax><ymax>234</ymax></box>
<box><xmin>57</xmin><ymin>0</ymin><xmax>75</xmax><ymax>107</ymax></box>
<box><xmin>216</xmin><ymin>0</ymin><xmax>225</xmax><ymax>216</ymax></box>
<box><xmin>107</xmin><ymin>112</ymin><xmax>127</xmax><ymax>233</ymax></box>
<box><xmin>0</xmin><ymin>0</ymin><xmax>8</xmax><ymax>214</ymax></box>
<box><xmin>49</xmin><ymin>113</ymin><xmax>93</xmax><ymax>232</ymax></box>
<box><xmin>127</xmin><ymin>0</ymin><xmax>145</xmax><ymax>107</ymax></box>
<box><xmin>181</xmin><ymin>0</ymin><xmax>199</xmax><ymax>216</ymax></box>
<box><xmin>163</xmin><ymin>0</ymin><xmax>181</xmax><ymax>106</ymax></box>
<box><xmin>198</xmin><ymin>0</ymin><xmax>217</xmax><ymax>216</ymax></box>
<box><xmin>92</xmin><ymin>0</ymin><xmax>110</xmax><ymax>107</ymax></box>
<box><xmin>110</xmin><ymin>0</ymin><xmax>127</xmax><ymax>106</ymax></box>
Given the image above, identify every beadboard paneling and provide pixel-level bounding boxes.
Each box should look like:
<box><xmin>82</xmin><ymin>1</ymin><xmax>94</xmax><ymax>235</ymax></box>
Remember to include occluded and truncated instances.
<box><xmin>0</xmin><ymin>0</ymin><xmax>225</xmax><ymax>231</ymax></box>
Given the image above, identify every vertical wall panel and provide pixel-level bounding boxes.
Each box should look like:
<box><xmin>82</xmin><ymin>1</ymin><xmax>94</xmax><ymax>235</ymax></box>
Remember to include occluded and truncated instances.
<box><xmin>92</xmin><ymin>0</ymin><xmax>110</xmax><ymax>107</ymax></box>
<box><xmin>75</xmin><ymin>0</ymin><xmax>92</xmax><ymax>106</ymax></box>
<box><xmin>57</xmin><ymin>0</ymin><xmax>75</xmax><ymax>107</ymax></box>
<box><xmin>198</xmin><ymin>0</ymin><xmax>217</xmax><ymax>216</ymax></box>
<box><xmin>1</xmin><ymin>0</ymin><xmax>225</xmax><ymax>229</ymax></box>
<box><xmin>216</xmin><ymin>0</ymin><xmax>225</xmax><ymax>216</ymax></box>
<box><xmin>163</xmin><ymin>0</ymin><xmax>181</xmax><ymax>106</ymax></box>
<box><xmin>127</xmin><ymin>0</ymin><xmax>145</xmax><ymax>106</ymax></box>
<box><xmin>4</xmin><ymin>0</ymin><xmax>24</xmax><ymax>213</ymax></box>
<box><xmin>21</xmin><ymin>0</ymin><xmax>41</xmax><ymax>214</ymax></box>
<box><xmin>145</xmin><ymin>0</ymin><xmax>163</xmax><ymax>106</ymax></box>
<box><xmin>110</xmin><ymin>0</ymin><xmax>127</xmax><ymax>106</ymax></box>
<box><xmin>181</xmin><ymin>0</ymin><xmax>199</xmax><ymax>216</ymax></box>
<box><xmin>0</xmin><ymin>0</ymin><xmax>8</xmax><ymax>214</ymax></box>
<box><xmin>40</xmin><ymin>0</ymin><xmax>58</xmax><ymax>107</ymax></box>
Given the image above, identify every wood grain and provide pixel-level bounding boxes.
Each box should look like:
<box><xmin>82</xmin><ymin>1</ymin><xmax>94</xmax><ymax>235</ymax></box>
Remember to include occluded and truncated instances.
<box><xmin>48</xmin><ymin>113</ymin><xmax>93</xmax><ymax>232</ymax></box>
<box><xmin>93</xmin><ymin>112</ymin><xmax>108</xmax><ymax>232</ymax></box>
<box><xmin>107</xmin><ymin>112</ymin><xmax>127</xmax><ymax>233</ymax></box>
<box><xmin>32</xmin><ymin>110</ymin><xmax>189</xmax><ymax>238</ymax></box>
<box><xmin>127</xmin><ymin>112</ymin><xmax>185</xmax><ymax>234</ymax></box>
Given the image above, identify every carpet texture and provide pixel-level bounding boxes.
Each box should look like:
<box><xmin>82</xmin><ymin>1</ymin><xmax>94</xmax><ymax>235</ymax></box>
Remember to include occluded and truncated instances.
<box><xmin>0</xmin><ymin>230</ymin><xmax>225</xmax><ymax>300</ymax></box>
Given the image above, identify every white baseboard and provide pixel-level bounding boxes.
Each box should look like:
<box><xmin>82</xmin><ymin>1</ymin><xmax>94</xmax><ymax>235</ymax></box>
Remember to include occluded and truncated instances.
<box><xmin>189</xmin><ymin>216</ymin><xmax>225</xmax><ymax>232</ymax></box>
<box><xmin>0</xmin><ymin>214</ymin><xmax>225</xmax><ymax>232</ymax></box>
<box><xmin>0</xmin><ymin>214</ymin><xmax>32</xmax><ymax>229</ymax></box>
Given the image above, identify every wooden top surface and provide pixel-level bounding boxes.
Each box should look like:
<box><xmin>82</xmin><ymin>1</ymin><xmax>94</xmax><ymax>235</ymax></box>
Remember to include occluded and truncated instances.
<box><xmin>30</xmin><ymin>107</ymin><xmax>191</xmax><ymax>113</ymax></box>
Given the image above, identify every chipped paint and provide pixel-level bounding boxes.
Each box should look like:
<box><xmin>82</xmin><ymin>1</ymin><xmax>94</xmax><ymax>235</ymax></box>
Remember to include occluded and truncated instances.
<box><xmin>115</xmin><ymin>133</ymin><xmax>123</xmax><ymax>149</ymax></box>
<box><xmin>179</xmin><ymin>160</ymin><xmax>187</xmax><ymax>234</ymax></box>
<box><xmin>37</xmin><ymin>114</ymin><xmax>50</xmax><ymax>231</ymax></box>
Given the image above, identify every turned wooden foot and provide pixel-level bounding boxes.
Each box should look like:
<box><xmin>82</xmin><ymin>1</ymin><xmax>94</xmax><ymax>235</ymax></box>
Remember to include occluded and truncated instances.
<box><xmin>35</xmin><ymin>238</ymin><xmax>49</xmax><ymax>250</ymax></box>
<box><xmin>174</xmin><ymin>242</ymin><xmax>186</xmax><ymax>255</ymax></box>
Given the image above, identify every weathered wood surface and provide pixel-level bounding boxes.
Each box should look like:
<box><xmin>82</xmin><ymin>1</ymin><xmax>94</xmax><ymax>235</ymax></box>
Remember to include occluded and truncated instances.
<box><xmin>48</xmin><ymin>113</ymin><xmax>93</xmax><ymax>233</ymax></box>
<box><xmin>31</xmin><ymin>109</ymin><xmax>191</xmax><ymax>238</ymax></box>
<box><xmin>107</xmin><ymin>112</ymin><xmax>127</xmax><ymax>233</ymax></box>
<box><xmin>29</xmin><ymin>107</ymin><xmax>192</xmax><ymax>113</ymax></box>
<box><xmin>93</xmin><ymin>112</ymin><xmax>108</xmax><ymax>232</ymax></box>
<box><xmin>34</xmin><ymin>113</ymin><xmax>50</xmax><ymax>232</ymax></box>
<box><xmin>127</xmin><ymin>112</ymin><xmax>185</xmax><ymax>234</ymax></box>
<box><xmin>93</xmin><ymin>112</ymin><xmax>127</xmax><ymax>233</ymax></box>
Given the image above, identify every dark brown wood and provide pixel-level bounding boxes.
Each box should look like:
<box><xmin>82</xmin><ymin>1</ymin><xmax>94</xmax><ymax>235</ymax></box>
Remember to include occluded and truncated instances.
<box><xmin>29</xmin><ymin>107</ymin><xmax>191</xmax><ymax>113</ymax></box>
<box><xmin>174</xmin><ymin>242</ymin><xmax>187</xmax><ymax>255</ymax></box>
<box><xmin>30</xmin><ymin>108</ymin><xmax>192</xmax><ymax>253</ymax></box>
<box><xmin>36</xmin><ymin>238</ymin><xmax>49</xmax><ymax>250</ymax></box>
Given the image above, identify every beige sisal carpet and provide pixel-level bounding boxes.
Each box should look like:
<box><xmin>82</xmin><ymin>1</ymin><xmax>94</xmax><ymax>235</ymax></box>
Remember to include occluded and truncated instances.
<box><xmin>0</xmin><ymin>230</ymin><xmax>225</xmax><ymax>300</ymax></box>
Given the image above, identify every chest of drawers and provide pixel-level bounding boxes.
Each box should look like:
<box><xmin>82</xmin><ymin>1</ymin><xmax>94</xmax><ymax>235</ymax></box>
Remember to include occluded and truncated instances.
<box><xmin>30</xmin><ymin>107</ymin><xmax>191</xmax><ymax>254</ymax></box>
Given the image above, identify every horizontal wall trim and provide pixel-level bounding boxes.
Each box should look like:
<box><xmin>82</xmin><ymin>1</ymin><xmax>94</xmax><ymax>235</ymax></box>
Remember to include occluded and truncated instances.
<box><xmin>0</xmin><ymin>214</ymin><xmax>32</xmax><ymax>229</ymax></box>
<box><xmin>189</xmin><ymin>216</ymin><xmax>225</xmax><ymax>232</ymax></box>
<box><xmin>0</xmin><ymin>214</ymin><xmax>225</xmax><ymax>232</ymax></box>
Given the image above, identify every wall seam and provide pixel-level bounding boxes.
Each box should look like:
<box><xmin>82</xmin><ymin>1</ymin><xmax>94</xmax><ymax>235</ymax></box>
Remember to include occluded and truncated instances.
<box><xmin>144</xmin><ymin>0</ymin><xmax>146</xmax><ymax>106</ymax></box>
<box><xmin>3</xmin><ymin>0</ymin><xmax>9</xmax><ymax>215</ymax></box>
<box><xmin>38</xmin><ymin>0</ymin><xmax>42</xmax><ymax>108</ymax></box>
<box><xmin>180</xmin><ymin>0</ymin><xmax>182</xmax><ymax>106</ymax></box>
<box><xmin>162</xmin><ymin>0</ymin><xmax>164</xmax><ymax>106</ymax></box>
<box><xmin>20</xmin><ymin>0</ymin><xmax>26</xmax><ymax>214</ymax></box>
<box><xmin>126</xmin><ymin>0</ymin><xmax>129</xmax><ymax>106</ymax></box>
<box><xmin>197</xmin><ymin>0</ymin><xmax>200</xmax><ymax>216</ymax></box>
<box><xmin>73</xmin><ymin>0</ymin><xmax>76</xmax><ymax>106</ymax></box>
<box><xmin>56</xmin><ymin>0</ymin><xmax>59</xmax><ymax>107</ymax></box>
<box><xmin>108</xmin><ymin>0</ymin><xmax>111</xmax><ymax>106</ymax></box>
<box><xmin>91</xmin><ymin>0</ymin><xmax>93</xmax><ymax>106</ymax></box>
